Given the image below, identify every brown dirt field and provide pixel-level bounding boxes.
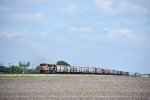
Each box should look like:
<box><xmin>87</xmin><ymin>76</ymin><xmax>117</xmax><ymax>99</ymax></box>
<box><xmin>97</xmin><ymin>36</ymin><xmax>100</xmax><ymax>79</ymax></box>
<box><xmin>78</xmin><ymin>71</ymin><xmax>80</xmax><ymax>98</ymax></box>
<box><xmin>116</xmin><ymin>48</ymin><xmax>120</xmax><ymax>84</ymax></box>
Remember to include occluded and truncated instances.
<box><xmin>0</xmin><ymin>75</ymin><xmax>150</xmax><ymax>100</ymax></box>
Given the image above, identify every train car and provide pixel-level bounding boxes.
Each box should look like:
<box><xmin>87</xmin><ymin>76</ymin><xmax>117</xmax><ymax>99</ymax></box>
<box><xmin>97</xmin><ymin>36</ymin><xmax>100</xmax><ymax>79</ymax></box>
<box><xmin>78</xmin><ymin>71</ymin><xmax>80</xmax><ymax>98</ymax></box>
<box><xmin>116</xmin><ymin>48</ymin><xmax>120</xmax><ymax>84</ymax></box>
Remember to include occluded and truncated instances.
<box><xmin>89</xmin><ymin>67</ymin><xmax>95</xmax><ymax>74</ymax></box>
<box><xmin>77</xmin><ymin>67</ymin><xmax>82</xmax><ymax>74</ymax></box>
<box><xmin>56</xmin><ymin>65</ymin><xmax>70</xmax><ymax>73</ymax></box>
<box><xmin>134</xmin><ymin>72</ymin><xmax>141</xmax><ymax>77</ymax></box>
<box><xmin>122</xmin><ymin>71</ymin><xmax>125</xmax><ymax>76</ymax></box>
<box><xmin>70</xmin><ymin>66</ymin><xmax>77</xmax><ymax>73</ymax></box>
<box><xmin>128</xmin><ymin>72</ymin><xmax>135</xmax><ymax>76</ymax></box>
<box><xmin>141</xmin><ymin>74</ymin><xmax>150</xmax><ymax>77</ymax></box>
<box><xmin>136</xmin><ymin>73</ymin><xmax>141</xmax><ymax>77</ymax></box>
<box><xmin>110</xmin><ymin>70</ymin><xmax>115</xmax><ymax>75</ymax></box>
<box><xmin>39</xmin><ymin>63</ymin><xmax>139</xmax><ymax>77</ymax></box>
<box><xmin>102</xmin><ymin>69</ymin><xmax>110</xmax><ymax>75</ymax></box>
<box><xmin>114</xmin><ymin>70</ymin><xmax>118</xmax><ymax>75</ymax></box>
<box><xmin>117</xmin><ymin>71</ymin><xmax>122</xmax><ymax>75</ymax></box>
<box><xmin>96</xmin><ymin>68</ymin><xmax>103</xmax><ymax>74</ymax></box>
<box><xmin>93</xmin><ymin>67</ymin><xmax>97</xmax><ymax>74</ymax></box>
<box><xmin>84</xmin><ymin>67</ymin><xmax>89</xmax><ymax>74</ymax></box>
<box><xmin>81</xmin><ymin>67</ymin><xmax>85</xmax><ymax>73</ymax></box>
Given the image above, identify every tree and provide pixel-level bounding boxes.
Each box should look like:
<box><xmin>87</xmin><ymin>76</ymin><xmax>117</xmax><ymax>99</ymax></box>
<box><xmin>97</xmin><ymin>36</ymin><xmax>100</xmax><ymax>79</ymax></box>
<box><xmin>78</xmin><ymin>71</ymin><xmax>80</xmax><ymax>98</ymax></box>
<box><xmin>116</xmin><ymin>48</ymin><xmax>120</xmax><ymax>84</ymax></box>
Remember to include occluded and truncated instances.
<box><xmin>3</xmin><ymin>66</ymin><xmax>23</xmax><ymax>74</ymax></box>
<box><xmin>0</xmin><ymin>66</ymin><xmax>5</xmax><ymax>72</ymax></box>
<box><xmin>56</xmin><ymin>61</ymin><xmax>70</xmax><ymax>66</ymax></box>
<box><xmin>3</xmin><ymin>65</ymin><xmax>40</xmax><ymax>74</ymax></box>
<box><xmin>11</xmin><ymin>66</ymin><xmax>24</xmax><ymax>74</ymax></box>
<box><xmin>4</xmin><ymin>67</ymin><xmax>12</xmax><ymax>74</ymax></box>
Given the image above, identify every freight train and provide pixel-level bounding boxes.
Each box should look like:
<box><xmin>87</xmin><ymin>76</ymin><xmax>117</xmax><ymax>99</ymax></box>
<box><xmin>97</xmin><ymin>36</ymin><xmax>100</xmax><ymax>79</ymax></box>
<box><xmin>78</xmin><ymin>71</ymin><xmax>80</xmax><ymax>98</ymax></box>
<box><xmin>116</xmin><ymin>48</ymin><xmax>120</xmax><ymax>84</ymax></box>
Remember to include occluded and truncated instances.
<box><xmin>39</xmin><ymin>63</ymin><xmax>141</xmax><ymax>77</ymax></box>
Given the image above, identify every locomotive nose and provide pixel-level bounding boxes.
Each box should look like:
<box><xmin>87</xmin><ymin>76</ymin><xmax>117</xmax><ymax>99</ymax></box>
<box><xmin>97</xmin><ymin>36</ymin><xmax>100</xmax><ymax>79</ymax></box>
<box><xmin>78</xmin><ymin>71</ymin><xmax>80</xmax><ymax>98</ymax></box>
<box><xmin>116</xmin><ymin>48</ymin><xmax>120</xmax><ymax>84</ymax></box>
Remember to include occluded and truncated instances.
<box><xmin>40</xmin><ymin>66</ymin><xmax>48</xmax><ymax>70</ymax></box>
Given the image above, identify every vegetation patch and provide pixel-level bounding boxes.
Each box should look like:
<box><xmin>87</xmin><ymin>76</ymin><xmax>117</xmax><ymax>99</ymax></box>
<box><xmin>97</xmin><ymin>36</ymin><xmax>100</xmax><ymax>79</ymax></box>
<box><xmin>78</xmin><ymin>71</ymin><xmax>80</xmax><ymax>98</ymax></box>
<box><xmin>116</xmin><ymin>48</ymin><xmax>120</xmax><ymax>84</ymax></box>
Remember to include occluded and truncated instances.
<box><xmin>0</xmin><ymin>76</ymin><xmax>55</xmax><ymax>79</ymax></box>
<box><xmin>0</xmin><ymin>75</ymin><xmax>81</xmax><ymax>79</ymax></box>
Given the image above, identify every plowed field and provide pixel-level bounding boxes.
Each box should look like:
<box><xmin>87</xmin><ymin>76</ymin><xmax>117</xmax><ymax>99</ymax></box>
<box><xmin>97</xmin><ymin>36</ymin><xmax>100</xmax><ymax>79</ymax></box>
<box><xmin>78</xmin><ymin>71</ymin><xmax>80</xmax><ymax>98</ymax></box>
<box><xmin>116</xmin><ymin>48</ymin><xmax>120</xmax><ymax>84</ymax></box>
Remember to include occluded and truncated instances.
<box><xmin>0</xmin><ymin>75</ymin><xmax>150</xmax><ymax>100</ymax></box>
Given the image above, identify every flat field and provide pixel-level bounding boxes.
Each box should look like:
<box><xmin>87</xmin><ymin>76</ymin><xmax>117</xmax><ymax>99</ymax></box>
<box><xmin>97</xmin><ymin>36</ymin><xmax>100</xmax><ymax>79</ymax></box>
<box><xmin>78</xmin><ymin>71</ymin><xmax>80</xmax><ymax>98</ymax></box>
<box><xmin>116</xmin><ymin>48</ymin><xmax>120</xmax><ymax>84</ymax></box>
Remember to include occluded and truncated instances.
<box><xmin>0</xmin><ymin>75</ymin><xmax>150</xmax><ymax>100</ymax></box>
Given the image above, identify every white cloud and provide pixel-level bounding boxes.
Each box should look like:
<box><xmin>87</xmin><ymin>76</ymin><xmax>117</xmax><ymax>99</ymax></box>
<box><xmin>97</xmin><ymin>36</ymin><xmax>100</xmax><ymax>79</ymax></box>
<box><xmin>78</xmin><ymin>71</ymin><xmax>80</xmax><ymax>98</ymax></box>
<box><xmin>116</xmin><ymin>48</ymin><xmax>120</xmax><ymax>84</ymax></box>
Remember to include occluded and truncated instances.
<box><xmin>0</xmin><ymin>32</ymin><xmax>23</xmax><ymax>39</ymax></box>
<box><xmin>107</xmin><ymin>29</ymin><xmax>130</xmax><ymax>40</ymax></box>
<box><xmin>53</xmin><ymin>36</ymin><xmax>72</xmax><ymax>46</ymax></box>
<box><xmin>69</xmin><ymin>26</ymin><xmax>92</xmax><ymax>33</ymax></box>
<box><xmin>80</xmin><ymin>28</ymin><xmax>148</xmax><ymax>46</ymax></box>
<box><xmin>41</xmin><ymin>32</ymin><xmax>48</xmax><ymax>36</ymax></box>
<box><xmin>124</xmin><ymin>19</ymin><xmax>143</xmax><ymax>26</ymax></box>
<box><xmin>107</xmin><ymin>29</ymin><xmax>149</xmax><ymax>46</ymax></box>
<box><xmin>94</xmin><ymin>0</ymin><xmax>113</xmax><ymax>14</ymax></box>
<box><xmin>57</xmin><ymin>5</ymin><xmax>78</xmax><ymax>16</ymax></box>
<box><xmin>3</xmin><ymin>0</ymin><xmax>63</xmax><ymax>4</ymax></box>
<box><xmin>94</xmin><ymin>0</ymin><xmax>149</xmax><ymax>15</ymax></box>
<box><xmin>118</xmin><ymin>0</ymin><xmax>149</xmax><ymax>15</ymax></box>
<box><xmin>0</xmin><ymin>5</ymin><xmax>10</xmax><ymax>12</ymax></box>
<box><xmin>104</xmin><ymin>27</ymin><xmax>109</xmax><ymax>31</ymax></box>
<box><xmin>10</xmin><ymin>12</ymin><xmax>44</xmax><ymax>21</ymax></box>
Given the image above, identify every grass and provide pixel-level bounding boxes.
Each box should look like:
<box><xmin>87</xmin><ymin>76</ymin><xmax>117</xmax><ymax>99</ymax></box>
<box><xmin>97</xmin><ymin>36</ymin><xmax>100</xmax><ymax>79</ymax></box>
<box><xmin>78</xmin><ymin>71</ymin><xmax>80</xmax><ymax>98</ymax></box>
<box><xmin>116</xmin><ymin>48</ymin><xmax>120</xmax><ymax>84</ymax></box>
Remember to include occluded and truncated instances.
<box><xmin>0</xmin><ymin>76</ymin><xmax>67</xmax><ymax>79</ymax></box>
<box><xmin>0</xmin><ymin>76</ymin><xmax>42</xmax><ymax>79</ymax></box>
<box><xmin>0</xmin><ymin>74</ymin><xmax>90</xmax><ymax>79</ymax></box>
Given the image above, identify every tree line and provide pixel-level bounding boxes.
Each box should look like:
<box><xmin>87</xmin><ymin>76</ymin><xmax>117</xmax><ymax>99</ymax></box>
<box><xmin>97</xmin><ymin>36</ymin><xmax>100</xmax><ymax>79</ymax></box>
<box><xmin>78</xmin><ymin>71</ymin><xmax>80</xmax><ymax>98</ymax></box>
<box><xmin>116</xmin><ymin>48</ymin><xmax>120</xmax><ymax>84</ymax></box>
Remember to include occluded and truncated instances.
<box><xmin>0</xmin><ymin>65</ymin><xmax>40</xmax><ymax>74</ymax></box>
<box><xmin>0</xmin><ymin>61</ymin><xmax>70</xmax><ymax>74</ymax></box>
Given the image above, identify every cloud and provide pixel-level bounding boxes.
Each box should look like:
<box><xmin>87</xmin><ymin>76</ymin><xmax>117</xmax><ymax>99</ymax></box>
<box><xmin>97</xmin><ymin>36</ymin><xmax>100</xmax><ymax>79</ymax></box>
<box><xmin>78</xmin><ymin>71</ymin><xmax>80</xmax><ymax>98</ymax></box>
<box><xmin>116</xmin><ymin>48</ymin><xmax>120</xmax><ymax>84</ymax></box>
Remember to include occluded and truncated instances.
<box><xmin>0</xmin><ymin>3</ymin><xmax>44</xmax><ymax>21</ymax></box>
<box><xmin>55</xmin><ymin>37</ymin><xmax>69</xmax><ymax>45</ymax></box>
<box><xmin>1</xmin><ymin>0</ymin><xmax>63</xmax><ymax>4</ymax></box>
<box><xmin>0</xmin><ymin>5</ymin><xmax>10</xmax><ymax>12</ymax></box>
<box><xmin>80</xmin><ymin>28</ymin><xmax>148</xmax><ymax>46</ymax></box>
<box><xmin>104</xmin><ymin>27</ymin><xmax>109</xmax><ymax>31</ymax></box>
<box><xmin>59</xmin><ymin>5</ymin><xmax>78</xmax><ymax>15</ymax></box>
<box><xmin>94</xmin><ymin>0</ymin><xmax>113</xmax><ymax>14</ymax></box>
<box><xmin>107</xmin><ymin>29</ymin><xmax>130</xmax><ymax>40</ymax></box>
<box><xmin>106</xmin><ymin>29</ymin><xmax>148</xmax><ymax>46</ymax></box>
<box><xmin>69</xmin><ymin>26</ymin><xmax>92</xmax><ymax>33</ymax></box>
<box><xmin>41</xmin><ymin>32</ymin><xmax>48</xmax><ymax>36</ymax></box>
<box><xmin>10</xmin><ymin>12</ymin><xmax>44</xmax><ymax>21</ymax></box>
<box><xmin>118</xmin><ymin>0</ymin><xmax>149</xmax><ymax>15</ymax></box>
<box><xmin>49</xmin><ymin>5</ymin><xmax>78</xmax><ymax>16</ymax></box>
<box><xmin>94</xmin><ymin>0</ymin><xmax>149</xmax><ymax>15</ymax></box>
<box><xmin>123</xmin><ymin>18</ymin><xmax>149</xmax><ymax>26</ymax></box>
<box><xmin>0</xmin><ymin>32</ymin><xmax>23</xmax><ymax>39</ymax></box>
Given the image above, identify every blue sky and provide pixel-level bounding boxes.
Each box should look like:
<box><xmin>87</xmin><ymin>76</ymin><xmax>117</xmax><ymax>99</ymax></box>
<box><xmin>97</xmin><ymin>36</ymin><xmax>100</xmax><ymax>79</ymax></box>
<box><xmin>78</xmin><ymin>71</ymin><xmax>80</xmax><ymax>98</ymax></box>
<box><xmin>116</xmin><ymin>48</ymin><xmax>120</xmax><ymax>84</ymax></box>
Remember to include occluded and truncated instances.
<box><xmin>0</xmin><ymin>0</ymin><xmax>150</xmax><ymax>74</ymax></box>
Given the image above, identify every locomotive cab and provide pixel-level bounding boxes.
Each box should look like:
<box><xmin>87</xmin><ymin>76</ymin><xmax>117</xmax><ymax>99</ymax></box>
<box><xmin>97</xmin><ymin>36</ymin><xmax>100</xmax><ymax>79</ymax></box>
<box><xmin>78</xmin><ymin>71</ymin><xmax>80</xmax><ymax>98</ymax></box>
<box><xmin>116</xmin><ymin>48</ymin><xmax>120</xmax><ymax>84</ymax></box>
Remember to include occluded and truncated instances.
<box><xmin>39</xmin><ymin>63</ymin><xmax>56</xmax><ymax>74</ymax></box>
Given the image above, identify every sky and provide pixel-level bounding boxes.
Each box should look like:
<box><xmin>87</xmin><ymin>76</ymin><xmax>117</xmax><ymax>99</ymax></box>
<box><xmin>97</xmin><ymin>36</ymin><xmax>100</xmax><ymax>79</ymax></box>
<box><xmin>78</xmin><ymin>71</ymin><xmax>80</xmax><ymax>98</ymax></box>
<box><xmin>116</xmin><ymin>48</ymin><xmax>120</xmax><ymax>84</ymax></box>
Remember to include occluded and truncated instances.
<box><xmin>0</xmin><ymin>0</ymin><xmax>150</xmax><ymax>74</ymax></box>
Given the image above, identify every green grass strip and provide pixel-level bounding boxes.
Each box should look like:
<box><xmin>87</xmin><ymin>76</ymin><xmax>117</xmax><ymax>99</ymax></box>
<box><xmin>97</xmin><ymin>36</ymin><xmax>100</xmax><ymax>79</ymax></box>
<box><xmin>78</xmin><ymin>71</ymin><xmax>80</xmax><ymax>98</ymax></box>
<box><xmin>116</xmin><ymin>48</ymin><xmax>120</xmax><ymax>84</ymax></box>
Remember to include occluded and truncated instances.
<box><xmin>0</xmin><ymin>75</ymin><xmax>85</xmax><ymax>79</ymax></box>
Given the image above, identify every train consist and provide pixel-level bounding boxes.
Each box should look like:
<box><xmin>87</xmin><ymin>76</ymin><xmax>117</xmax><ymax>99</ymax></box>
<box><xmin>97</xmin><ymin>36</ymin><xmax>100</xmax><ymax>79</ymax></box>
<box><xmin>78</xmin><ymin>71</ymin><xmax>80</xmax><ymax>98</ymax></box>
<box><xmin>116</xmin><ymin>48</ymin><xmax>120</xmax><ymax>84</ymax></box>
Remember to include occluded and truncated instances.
<box><xmin>39</xmin><ymin>63</ymin><xmax>141</xmax><ymax>77</ymax></box>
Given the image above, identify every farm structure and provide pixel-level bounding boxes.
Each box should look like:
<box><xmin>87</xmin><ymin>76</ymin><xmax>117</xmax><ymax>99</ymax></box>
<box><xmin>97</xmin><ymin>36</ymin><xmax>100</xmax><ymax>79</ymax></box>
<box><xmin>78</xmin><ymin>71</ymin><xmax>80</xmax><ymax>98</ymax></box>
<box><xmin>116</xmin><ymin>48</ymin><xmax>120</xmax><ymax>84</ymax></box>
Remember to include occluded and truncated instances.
<box><xmin>39</xmin><ymin>63</ymin><xmax>141</xmax><ymax>77</ymax></box>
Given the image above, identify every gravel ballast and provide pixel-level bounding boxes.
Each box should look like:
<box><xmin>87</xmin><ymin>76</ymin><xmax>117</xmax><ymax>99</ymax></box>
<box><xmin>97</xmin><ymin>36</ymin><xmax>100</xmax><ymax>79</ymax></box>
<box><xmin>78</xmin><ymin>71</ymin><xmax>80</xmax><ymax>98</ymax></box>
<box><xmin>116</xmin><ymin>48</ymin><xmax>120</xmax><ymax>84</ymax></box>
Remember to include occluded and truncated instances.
<box><xmin>0</xmin><ymin>75</ymin><xmax>150</xmax><ymax>100</ymax></box>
